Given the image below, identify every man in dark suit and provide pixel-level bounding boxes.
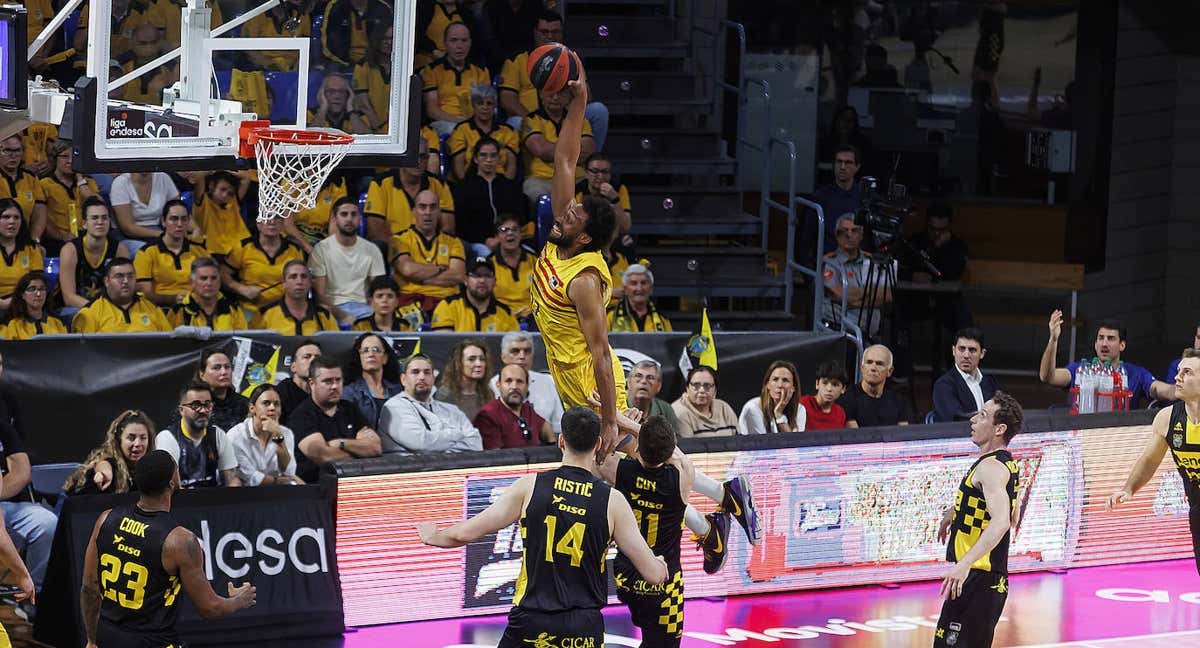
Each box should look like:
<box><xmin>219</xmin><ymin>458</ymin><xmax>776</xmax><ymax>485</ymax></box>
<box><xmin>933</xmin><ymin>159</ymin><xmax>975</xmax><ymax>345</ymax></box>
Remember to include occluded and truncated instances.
<box><xmin>932</xmin><ymin>328</ymin><xmax>1001</xmax><ymax>422</ymax></box>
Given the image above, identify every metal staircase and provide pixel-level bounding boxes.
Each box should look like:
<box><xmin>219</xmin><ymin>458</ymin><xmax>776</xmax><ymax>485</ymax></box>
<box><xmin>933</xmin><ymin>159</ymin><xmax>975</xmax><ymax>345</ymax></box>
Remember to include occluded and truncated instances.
<box><xmin>563</xmin><ymin>0</ymin><xmax>802</xmax><ymax>330</ymax></box>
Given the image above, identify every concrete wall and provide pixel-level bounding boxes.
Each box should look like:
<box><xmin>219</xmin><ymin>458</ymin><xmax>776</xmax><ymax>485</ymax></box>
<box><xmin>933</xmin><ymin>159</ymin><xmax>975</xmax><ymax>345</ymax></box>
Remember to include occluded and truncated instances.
<box><xmin>1078</xmin><ymin>3</ymin><xmax>1198</xmax><ymax>375</ymax></box>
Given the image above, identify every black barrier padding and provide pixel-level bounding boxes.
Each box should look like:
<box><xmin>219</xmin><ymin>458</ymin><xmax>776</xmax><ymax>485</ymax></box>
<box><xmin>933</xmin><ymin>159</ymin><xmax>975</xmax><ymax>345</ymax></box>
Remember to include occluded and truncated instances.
<box><xmin>0</xmin><ymin>331</ymin><xmax>847</xmax><ymax>463</ymax></box>
<box><xmin>36</xmin><ymin>483</ymin><xmax>344</xmax><ymax>647</ymax></box>
<box><xmin>328</xmin><ymin>408</ymin><xmax>1161</xmax><ymax>478</ymax></box>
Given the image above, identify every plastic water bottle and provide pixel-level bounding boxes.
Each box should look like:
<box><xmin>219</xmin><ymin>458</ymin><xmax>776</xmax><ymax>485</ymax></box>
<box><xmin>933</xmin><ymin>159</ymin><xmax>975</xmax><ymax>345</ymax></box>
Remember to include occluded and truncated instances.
<box><xmin>1096</xmin><ymin>370</ymin><xmax>1114</xmax><ymax>412</ymax></box>
<box><xmin>1078</xmin><ymin>362</ymin><xmax>1095</xmax><ymax>414</ymax></box>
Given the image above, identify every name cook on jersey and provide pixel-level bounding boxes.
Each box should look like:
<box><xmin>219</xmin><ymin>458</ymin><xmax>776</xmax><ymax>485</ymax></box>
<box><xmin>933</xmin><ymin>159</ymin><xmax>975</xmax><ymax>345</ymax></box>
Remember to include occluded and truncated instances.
<box><xmin>193</xmin><ymin>519</ymin><xmax>330</xmax><ymax>580</ymax></box>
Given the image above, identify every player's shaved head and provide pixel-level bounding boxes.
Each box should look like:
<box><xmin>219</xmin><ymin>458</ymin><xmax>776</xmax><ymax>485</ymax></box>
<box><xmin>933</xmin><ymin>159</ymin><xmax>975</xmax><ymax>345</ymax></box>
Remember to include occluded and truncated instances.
<box><xmin>136</xmin><ymin>449</ymin><xmax>178</xmax><ymax>496</ymax></box>
<box><xmin>560</xmin><ymin>407</ymin><xmax>600</xmax><ymax>453</ymax></box>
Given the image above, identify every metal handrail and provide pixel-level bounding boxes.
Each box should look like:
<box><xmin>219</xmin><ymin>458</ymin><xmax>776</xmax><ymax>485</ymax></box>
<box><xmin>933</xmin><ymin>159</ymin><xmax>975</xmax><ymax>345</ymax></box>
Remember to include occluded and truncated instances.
<box><xmin>692</xmin><ymin>19</ymin><xmax>745</xmax><ymax>136</ymax></box>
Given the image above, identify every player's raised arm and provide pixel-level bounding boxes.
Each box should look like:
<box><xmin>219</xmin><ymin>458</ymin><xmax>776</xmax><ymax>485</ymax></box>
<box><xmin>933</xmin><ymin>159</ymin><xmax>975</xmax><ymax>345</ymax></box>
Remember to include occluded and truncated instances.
<box><xmin>1108</xmin><ymin>405</ymin><xmax>1173</xmax><ymax>510</ymax></box>
<box><xmin>163</xmin><ymin>527</ymin><xmax>257</xmax><ymax>619</ymax></box>
<box><xmin>418</xmin><ymin>475</ymin><xmax>535</xmax><ymax>547</ymax></box>
<box><xmin>551</xmin><ymin>53</ymin><xmax>588</xmax><ymax>219</ymax></box>
<box><xmin>608</xmin><ymin>488</ymin><xmax>668</xmax><ymax>585</ymax></box>
<box><xmin>569</xmin><ymin>270</ymin><xmax>619</xmax><ymax>458</ymax></box>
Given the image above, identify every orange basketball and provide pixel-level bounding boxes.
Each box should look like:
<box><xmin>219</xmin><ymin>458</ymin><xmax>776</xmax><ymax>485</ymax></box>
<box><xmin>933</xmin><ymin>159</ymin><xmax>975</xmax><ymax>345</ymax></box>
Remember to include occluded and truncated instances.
<box><xmin>527</xmin><ymin>43</ymin><xmax>579</xmax><ymax>95</ymax></box>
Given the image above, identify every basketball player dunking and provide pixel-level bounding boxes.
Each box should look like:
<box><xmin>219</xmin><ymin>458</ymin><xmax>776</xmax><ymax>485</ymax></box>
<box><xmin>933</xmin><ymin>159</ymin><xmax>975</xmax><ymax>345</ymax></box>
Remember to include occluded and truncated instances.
<box><xmin>934</xmin><ymin>393</ymin><xmax>1023</xmax><ymax>648</ymax></box>
<box><xmin>530</xmin><ymin>54</ymin><xmax>761</xmax><ymax>567</ymax></box>
<box><xmin>81</xmin><ymin>450</ymin><xmax>256</xmax><ymax>648</ymax></box>
<box><xmin>1109</xmin><ymin>348</ymin><xmax>1200</xmax><ymax>574</ymax></box>
<box><xmin>418</xmin><ymin>407</ymin><xmax>668</xmax><ymax>646</ymax></box>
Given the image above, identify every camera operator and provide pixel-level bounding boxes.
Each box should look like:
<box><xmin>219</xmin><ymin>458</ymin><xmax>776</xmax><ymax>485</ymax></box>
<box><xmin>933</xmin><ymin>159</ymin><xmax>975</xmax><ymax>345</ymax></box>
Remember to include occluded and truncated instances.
<box><xmin>802</xmin><ymin>145</ymin><xmax>863</xmax><ymax>268</ymax></box>
<box><xmin>822</xmin><ymin>213</ymin><xmax>893</xmax><ymax>339</ymax></box>
<box><xmin>894</xmin><ymin>202</ymin><xmax>973</xmax><ymax>379</ymax></box>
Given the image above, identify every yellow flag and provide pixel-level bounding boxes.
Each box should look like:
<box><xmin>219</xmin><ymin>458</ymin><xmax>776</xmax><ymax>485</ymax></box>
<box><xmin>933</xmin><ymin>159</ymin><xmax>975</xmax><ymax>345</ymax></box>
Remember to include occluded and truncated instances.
<box><xmin>679</xmin><ymin>309</ymin><xmax>717</xmax><ymax>375</ymax></box>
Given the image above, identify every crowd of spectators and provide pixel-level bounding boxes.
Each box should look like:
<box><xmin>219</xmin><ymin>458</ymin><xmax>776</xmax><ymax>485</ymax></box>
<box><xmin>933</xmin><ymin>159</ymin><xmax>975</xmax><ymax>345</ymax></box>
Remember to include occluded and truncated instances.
<box><xmin>7</xmin><ymin>1</ymin><xmax>670</xmax><ymax>339</ymax></box>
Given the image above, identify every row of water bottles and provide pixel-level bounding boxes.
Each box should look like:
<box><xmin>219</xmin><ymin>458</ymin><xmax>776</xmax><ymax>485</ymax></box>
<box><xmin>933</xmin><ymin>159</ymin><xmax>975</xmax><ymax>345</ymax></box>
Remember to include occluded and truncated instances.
<box><xmin>1070</xmin><ymin>361</ymin><xmax>1132</xmax><ymax>414</ymax></box>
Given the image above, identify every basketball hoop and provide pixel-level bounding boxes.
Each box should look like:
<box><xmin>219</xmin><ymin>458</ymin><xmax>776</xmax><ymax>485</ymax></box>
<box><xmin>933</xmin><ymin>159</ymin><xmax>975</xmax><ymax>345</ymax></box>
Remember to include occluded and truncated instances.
<box><xmin>238</xmin><ymin>120</ymin><xmax>354</xmax><ymax>222</ymax></box>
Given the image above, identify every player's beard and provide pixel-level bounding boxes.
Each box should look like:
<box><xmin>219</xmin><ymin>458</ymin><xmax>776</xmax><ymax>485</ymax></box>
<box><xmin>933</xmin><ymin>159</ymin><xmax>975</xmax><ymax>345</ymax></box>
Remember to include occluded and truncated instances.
<box><xmin>547</xmin><ymin>229</ymin><xmax>575</xmax><ymax>247</ymax></box>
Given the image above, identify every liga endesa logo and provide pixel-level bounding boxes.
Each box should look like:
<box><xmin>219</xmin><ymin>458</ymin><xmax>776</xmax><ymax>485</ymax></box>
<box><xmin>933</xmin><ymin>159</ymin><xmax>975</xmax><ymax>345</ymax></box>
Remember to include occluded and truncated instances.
<box><xmin>441</xmin><ymin>615</ymin><xmax>1008</xmax><ymax>647</ymax></box>
<box><xmin>194</xmin><ymin>519</ymin><xmax>330</xmax><ymax>581</ymax></box>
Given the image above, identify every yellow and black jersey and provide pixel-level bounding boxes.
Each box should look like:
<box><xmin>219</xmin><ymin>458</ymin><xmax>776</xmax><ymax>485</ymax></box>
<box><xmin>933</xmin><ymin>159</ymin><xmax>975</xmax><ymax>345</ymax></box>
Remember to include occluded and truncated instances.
<box><xmin>608</xmin><ymin>299</ymin><xmax>673</xmax><ymax>333</ymax></box>
<box><xmin>499</xmin><ymin>51</ymin><xmax>537</xmax><ymax>115</ymax></box>
<box><xmin>192</xmin><ymin>194</ymin><xmax>250</xmax><ymax>258</ymax></box>
<box><xmin>514</xmin><ymin>465</ymin><xmax>611</xmax><ymax>612</ymax></box>
<box><xmin>167</xmin><ymin>294</ymin><xmax>249</xmax><ymax>331</ymax></box>
<box><xmin>492</xmin><ymin>250</ymin><xmax>536</xmax><ymax>316</ymax></box>
<box><xmin>0</xmin><ymin>243</ymin><xmax>42</xmax><ymax>299</ymax></box>
<box><xmin>388</xmin><ymin>227</ymin><xmax>465</xmax><ymax>299</ymax></box>
<box><xmin>223</xmin><ymin>237</ymin><xmax>306</xmax><ymax>310</ymax></box>
<box><xmin>423</xmin><ymin>3</ymin><xmax>463</xmax><ymax>54</ymax></box>
<box><xmin>96</xmin><ymin>504</ymin><xmax>184</xmax><ymax>638</ymax></box>
<box><xmin>352</xmin><ymin>62</ymin><xmax>392</xmax><ymax>133</ymax></box>
<box><xmin>0</xmin><ymin>169</ymin><xmax>46</xmax><ymax>226</ymax></box>
<box><xmin>946</xmin><ymin>449</ymin><xmax>1018</xmax><ymax>573</ymax></box>
<box><xmin>364</xmin><ymin>172</ymin><xmax>455</xmax><ymax>235</ymax></box>
<box><xmin>133</xmin><ymin>238</ymin><xmax>211</xmax><ymax>299</ymax></box>
<box><xmin>250</xmin><ymin>300</ymin><xmax>339</xmax><ymax>336</ymax></box>
<box><xmin>149</xmin><ymin>0</ymin><xmax>223</xmax><ymax>48</ymax></box>
<box><xmin>76</xmin><ymin>1</ymin><xmax>155</xmax><ymax>63</ymax></box>
<box><xmin>421</xmin><ymin>57</ymin><xmax>491</xmax><ymax>120</ymax></box>
<box><xmin>40</xmin><ymin>174</ymin><xmax>100</xmax><ymax>238</ymax></box>
<box><xmin>72</xmin><ymin>294</ymin><xmax>172</xmax><ymax>334</ymax></box>
<box><xmin>448</xmin><ymin>120</ymin><xmax>520</xmax><ymax>177</ymax></box>
<box><xmin>351</xmin><ymin>304</ymin><xmax>425</xmax><ymax>332</ymax></box>
<box><xmin>575</xmin><ymin>180</ymin><xmax>632</xmax><ymax>214</ymax></box>
<box><xmin>520</xmin><ymin>109</ymin><xmax>592</xmax><ymax>181</ymax></box>
<box><xmin>290</xmin><ymin>177</ymin><xmax>347</xmax><ymax>243</ymax></box>
<box><xmin>241</xmin><ymin>8</ymin><xmax>311</xmax><ymax>71</ymax></box>
<box><xmin>20</xmin><ymin>123</ymin><xmax>56</xmax><ymax>172</ymax></box>
<box><xmin>118</xmin><ymin>59</ymin><xmax>179</xmax><ymax>105</ymax></box>
<box><xmin>1167</xmin><ymin>402</ymin><xmax>1200</xmax><ymax>506</ymax></box>
<box><xmin>4</xmin><ymin>314</ymin><xmax>67</xmax><ymax>340</ymax></box>
<box><xmin>430</xmin><ymin>293</ymin><xmax>519</xmax><ymax>332</ymax></box>
<box><xmin>66</xmin><ymin>238</ymin><xmax>120</xmax><ymax>303</ymax></box>
<box><xmin>613</xmin><ymin>456</ymin><xmax>686</xmax><ymax>570</ymax></box>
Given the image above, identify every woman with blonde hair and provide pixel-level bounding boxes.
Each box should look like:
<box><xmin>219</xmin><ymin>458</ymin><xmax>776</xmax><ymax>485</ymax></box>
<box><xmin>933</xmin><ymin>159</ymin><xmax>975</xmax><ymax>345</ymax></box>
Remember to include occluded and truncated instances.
<box><xmin>435</xmin><ymin>338</ymin><xmax>495</xmax><ymax>421</ymax></box>
<box><xmin>63</xmin><ymin>410</ymin><xmax>156</xmax><ymax>495</ymax></box>
<box><xmin>738</xmin><ymin>360</ymin><xmax>805</xmax><ymax>434</ymax></box>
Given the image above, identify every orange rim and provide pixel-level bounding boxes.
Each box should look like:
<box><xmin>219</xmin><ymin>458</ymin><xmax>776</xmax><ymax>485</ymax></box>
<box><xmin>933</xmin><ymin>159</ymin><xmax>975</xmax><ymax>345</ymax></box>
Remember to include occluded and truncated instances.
<box><xmin>237</xmin><ymin>120</ymin><xmax>354</xmax><ymax>157</ymax></box>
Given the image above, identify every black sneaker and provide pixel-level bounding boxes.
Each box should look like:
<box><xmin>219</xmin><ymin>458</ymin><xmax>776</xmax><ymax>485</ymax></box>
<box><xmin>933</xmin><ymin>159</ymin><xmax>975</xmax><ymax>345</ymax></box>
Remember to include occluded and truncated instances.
<box><xmin>721</xmin><ymin>476</ymin><xmax>761</xmax><ymax>545</ymax></box>
<box><xmin>692</xmin><ymin>511</ymin><xmax>730</xmax><ymax>575</ymax></box>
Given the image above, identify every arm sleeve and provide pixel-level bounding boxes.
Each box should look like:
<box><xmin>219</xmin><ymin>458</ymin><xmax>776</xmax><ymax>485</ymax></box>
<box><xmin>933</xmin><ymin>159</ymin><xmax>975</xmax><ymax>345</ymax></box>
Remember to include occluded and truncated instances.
<box><xmin>231</xmin><ymin>433</ymin><xmax>266</xmax><ymax>486</ymax></box>
<box><xmin>837</xmin><ymin>392</ymin><xmax>857</xmax><ymax>423</ymax></box>
<box><xmin>283</xmin><ymin>428</ymin><xmax>298</xmax><ymax>476</ymax></box>
<box><xmin>795</xmin><ymin>404</ymin><xmax>807</xmax><ymax>431</ymax></box>
<box><xmin>367</xmin><ymin>243</ymin><xmax>386</xmax><ymax>278</ymax></box>
<box><xmin>133</xmin><ymin>247</ymin><xmax>154</xmax><ymax>281</ymax></box>
<box><xmin>931</xmin><ymin>375</ymin><xmax>958</xmax><ymax>423</ymax></box>
<box><xmin>215</xmin><ymin>428</ymin><xmax>238</xmax><ymax>471</ymax></box>
<box><xmin>451</xmin><ymin>407</ymin><xmax>483</xmax><ymax>452</ymax></box>
<box><xmin>308</xmin><ymin>242</ymin><xmax>328</xmax><ymax>277</ymax></box>
<box><xmin>155</xmin><ymin>431</ymin><xmax>181</xmax><ymax>462</ymax></box>
<box><xmin>379</xmin><ymin>399</ymin><xmax>450</xmax><ymax>453</ymax></box>
<box><xmin>737</xmin><ymin>401</ymin><xmax>761</xmax><ymax>435</ymax></box>
<box><xmin>108</xmin><ymin>176</ymin><xmax>132</xmax><ymax>206</ymax></box>
<box><xmin>364</xmin><ymin>181</ymin><xmax>385</xmax><ymax>218</ymax></box>
<box><xmin>429</xmin><ymin>301</ymin><xmax>454</xmax><ymax>330</ymax></box>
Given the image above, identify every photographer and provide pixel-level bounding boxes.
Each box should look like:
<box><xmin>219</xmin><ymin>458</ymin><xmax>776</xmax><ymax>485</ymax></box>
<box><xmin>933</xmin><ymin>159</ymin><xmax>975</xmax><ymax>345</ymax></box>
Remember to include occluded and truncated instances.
<box><xmin>822</xmin><ymin>213</ymin><xmax>894</xmax><ymax>339</ymax></box>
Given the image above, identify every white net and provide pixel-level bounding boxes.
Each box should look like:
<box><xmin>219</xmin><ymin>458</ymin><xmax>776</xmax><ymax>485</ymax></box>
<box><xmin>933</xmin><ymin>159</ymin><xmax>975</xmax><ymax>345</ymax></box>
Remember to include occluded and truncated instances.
<box><xmin>251</xmin><ymin>129</ymin><xmax>353</xmax><ymax>222</ymax></box>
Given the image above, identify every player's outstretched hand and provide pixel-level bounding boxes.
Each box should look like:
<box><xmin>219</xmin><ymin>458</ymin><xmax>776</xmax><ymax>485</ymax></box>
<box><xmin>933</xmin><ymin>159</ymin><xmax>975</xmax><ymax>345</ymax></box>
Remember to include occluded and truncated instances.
<box><xmin>416</xmin><ymin>522</ymin><xmax>439</xmax><ymax>546</ymax></box>
<box><xmin>1106</xmin><ymin>489</ymin><xmax>1131</xmax><ymax>511</ymax></box>
<box><xmin>228</xmin><ymin>581</ymin><xmax>257</xmax><ymax>609</ymax></box>
<box><xmin>1048</xmin><ymin>309</ymin><xmax>1063</xmax><ymax>341</ymax></box>
<box><xmin>596</xmin><ymin>419</ymin><xmax>619</xmax><ymax>464</ymax></box>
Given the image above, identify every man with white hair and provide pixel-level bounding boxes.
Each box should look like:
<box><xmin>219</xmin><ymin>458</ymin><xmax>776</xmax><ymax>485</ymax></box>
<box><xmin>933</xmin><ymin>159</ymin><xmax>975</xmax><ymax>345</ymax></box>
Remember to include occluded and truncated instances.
<box><xmin>838</xmin><ymin>344</ymin><xmax>912</xmax><ymax>427</ymax></box>
<box><xmin>608</xmin><ymin>263</ymin><xmax>673</xmax><ymax>332</ymax></box>
<box><xmin>490</xmin><ymin>331</ymin><xmax>565</xmax><ymax>434</ymax></box>
<box><xmin>822</xmin><ymin>212</ymin><xmax>893</xmax><ymax>338</ymax></box>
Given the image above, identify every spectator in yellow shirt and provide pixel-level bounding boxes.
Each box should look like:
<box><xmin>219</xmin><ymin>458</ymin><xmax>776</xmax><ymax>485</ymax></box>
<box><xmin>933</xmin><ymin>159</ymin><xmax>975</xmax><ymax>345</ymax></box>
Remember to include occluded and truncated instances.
<box><xmin>607</xmin><ymin>263</ymin><xmax>673</xmax><ymax>332</ymax></box>
<box><xmin>520</xmin><ymin>88</ymin><xmax>594</xmax><ymax>204</ymax></box>
<box><xmin>241</xmin><ymin>0</ymin><xmax>312</xmax><ymax>71</ymax></box>
<box><xmin>351</xmin><ymin>24</ymin><xmax>396</xmax><ymax>133</ymax></box>
<box><xmin>221</xmin><ymin>215</ymin><xmax>307</xmax><ymax>315</ymax></box>
<box><xmin>4</xmin><ymin>271</ymin><xmax>67</xmax><ymax>340</ymax></box>
<box><xmin>167</xmin><ymin>257</ymin><xmax>249</xmax><ymax>331</ymax></box>
<box><xmin>40</xmin><ymin>140</ymin><xmax>101</xmax><ymax>257</ymax></box>
<box><xmin>250</xmin><ymin>260</ymin><xmax>340</xmax><ymax>336</ymax></box>
<box><xmin>309</xmin><ymin>73</ymin><xmax>372</xmax><ymax>135</ymax></box>
<box><xmin>0</xmin><ymin>200</ymin><xmax>43</xmax><ymax>313</ymax></box>
<box><xmin>119</xmin><ymin>24</ymin><xmax>179</xmax><ymax>106</ymax></box>
<box><xmin>389</xmin><ymin>189</ymin><xmax>465</xmax><ymax>313</ymax></box>
<box><xmin>0</xmin><ymin>136</ymin><xmax>47</xmax><ymax>243</ymax></box>
<box><xmin>422</xmin><ymin>22</ymin><xmax>491</xmax><ymax>136</ymax></box>
<box><xmin>186</xmin><ymin>170</ymin><xmax>251</xmax><ymax>258</ymax></box>
<box><xmin>575</xmin><ymin>152</ymin><xmax>633</xmax><ymax>255</ymax></box>
<box><xmin>430</xmin><ymin>256</ymin><xmax>519</xmax><ymax>333</ymax></box>
<box><xmin>448</xmin><ymin>83</ymin><xmax>520</xmax><ymax>181</ymax></box>
<box><xmin>363</xmin><ymin>137</ymin><xmax>455</xmax><ymax>241</ymax></box>
<box><xmin>72</xmin><ymin>258</ymin><xmax>173</xmax><ymax>334</ymax></box>
<box><xmin>134</xmin><ymin>199</ymin><xmax>211</xmax><ymax>307</ymax></box>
